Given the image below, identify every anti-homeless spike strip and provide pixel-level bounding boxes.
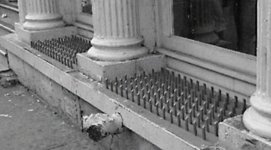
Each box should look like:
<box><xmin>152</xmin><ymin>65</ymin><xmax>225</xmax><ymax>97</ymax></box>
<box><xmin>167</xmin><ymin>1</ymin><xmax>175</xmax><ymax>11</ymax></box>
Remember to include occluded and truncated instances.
<box><xmin>30</xmin><ymin>35</ymin><xmax>91</xmax><ymax>69</ymax></box>
<box><xmin>104</xmin><ymin>68</ymin><xmax>247</xmax><ymax>142</ymax></box>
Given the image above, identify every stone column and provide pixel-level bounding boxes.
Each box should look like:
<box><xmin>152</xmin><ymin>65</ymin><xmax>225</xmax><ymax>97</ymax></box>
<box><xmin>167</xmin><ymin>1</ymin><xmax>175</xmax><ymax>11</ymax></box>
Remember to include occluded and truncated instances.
<box><xmin>87</xmin><ymin>0</ymin><xmax>148</xmax><ymax>61</ymax></box>
<box><xmin>18</xmin><ymin>0</ymin><xmax>27</xmax><ymax>24</ymax></box>
<box><xmin>243</xmin><ymin>0</ymin><xmax>271</xmax><ymax>139</ymax></box>
<box><xmin>23</xmin><ymin>0</ymin><xmax>64</xmax><ymax>31</ymax></box>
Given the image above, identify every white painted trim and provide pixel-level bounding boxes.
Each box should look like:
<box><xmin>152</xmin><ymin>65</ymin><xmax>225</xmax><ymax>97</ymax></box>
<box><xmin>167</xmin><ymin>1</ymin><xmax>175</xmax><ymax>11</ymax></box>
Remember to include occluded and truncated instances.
<box><xmin>161</xmin><ymin>36</ymin><xmax>256</xmax><ymax>78</ymax></box>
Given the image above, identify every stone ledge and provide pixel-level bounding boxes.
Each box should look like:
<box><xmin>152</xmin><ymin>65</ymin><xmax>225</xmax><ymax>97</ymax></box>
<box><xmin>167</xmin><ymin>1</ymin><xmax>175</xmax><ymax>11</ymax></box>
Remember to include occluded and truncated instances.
<box><xmin>15</xmin><ymin>23</ymin><xmax>77</xmax><ymax>44</ymax></box>
<box><xmin>0</xmin><ymin>33</ymin><xmax>213</xmax><ymax>150</ymax></box>
<box><xmin>77</xmin><ymin>53</ymin><xmax>166</xmax><ymax>81</ymax></box>
<box><xmin>219</xmin><ymin>115</ymin><xmax>271</xmax><ymax>150</ymax></box>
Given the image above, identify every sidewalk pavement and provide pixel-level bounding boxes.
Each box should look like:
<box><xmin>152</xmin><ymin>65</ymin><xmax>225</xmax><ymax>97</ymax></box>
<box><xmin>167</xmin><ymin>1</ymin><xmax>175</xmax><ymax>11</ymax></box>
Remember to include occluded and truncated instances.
<box><xmin>0</xmin><ymin>84</ymin><xmax>104</xmax><ymax>150</ymax></box>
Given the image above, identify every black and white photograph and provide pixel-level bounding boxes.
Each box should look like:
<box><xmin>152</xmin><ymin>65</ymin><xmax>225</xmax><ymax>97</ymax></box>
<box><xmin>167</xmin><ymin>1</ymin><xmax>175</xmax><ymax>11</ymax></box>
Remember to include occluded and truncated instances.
<box><xmin>0</xmin><ymin>0</ymin><xmax>269</xmax><ymax>150</ymax></box>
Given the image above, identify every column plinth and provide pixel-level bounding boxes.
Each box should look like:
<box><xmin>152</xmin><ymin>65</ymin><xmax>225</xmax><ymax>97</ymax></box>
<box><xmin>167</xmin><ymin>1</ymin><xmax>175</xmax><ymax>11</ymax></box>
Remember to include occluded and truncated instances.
<box><xmin>87</xmin><ymin>0</ymin><xmax>148</xmax><ymax>61</ymax></box>
<box><xmin>23</xmin><ymin>0</ymin><xmax>64</xmax><ymax>31</ymax></box>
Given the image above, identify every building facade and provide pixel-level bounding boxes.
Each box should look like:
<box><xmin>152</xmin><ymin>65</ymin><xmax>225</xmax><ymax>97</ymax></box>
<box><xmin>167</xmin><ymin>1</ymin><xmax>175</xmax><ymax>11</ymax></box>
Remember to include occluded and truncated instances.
<box><xmin>1</xmin><ymin>0</ymin><xmax>271</xmax><ymax>149</ymax></box>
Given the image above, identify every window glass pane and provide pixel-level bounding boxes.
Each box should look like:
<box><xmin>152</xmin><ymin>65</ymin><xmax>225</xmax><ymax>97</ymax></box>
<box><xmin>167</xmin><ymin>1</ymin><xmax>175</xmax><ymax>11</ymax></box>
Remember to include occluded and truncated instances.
<box><xmin>173</xmin><ymin>0</ymin><xmax>257</xmax><ymax>55</ymax></box>
<box><xmin>81</xmin><ymin>0</ymin><xmax>92</xmax><ymax>15</ymax></box>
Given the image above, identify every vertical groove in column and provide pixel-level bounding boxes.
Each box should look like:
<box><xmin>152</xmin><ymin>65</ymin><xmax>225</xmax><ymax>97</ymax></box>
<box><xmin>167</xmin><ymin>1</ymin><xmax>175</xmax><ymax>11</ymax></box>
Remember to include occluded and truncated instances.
<box><xmin>48</xmin><ymin>0</ymin><xmax>52</xmax><ymax>13</ymax></box>
<box><xmin>55</xmin><ymin>0</ymin><xmax>60</xmax><ymax>13</ymax></box>
<box><xmin>50</xmin><ymin>0</ymin><xmax>57</xmax><ymax>13</ymax></box>
<box><xmin>123</xmin><ymin>0</ymin><xmax>128</xmax><ymax>38</ymax></box>
<box><xmin>257</xmin><ymin>0</ymin><xmax>263</xmax><ymax>92</ymax></box>
<box><xmin>104</xmin><ymin>0</ymin><xmax>110</xmax><ymax>37</ymax></box>
<box><xmin>259</xmin><ymin>0</ymin><xmax>266</xmax><ymax>93</ymax></box>
<box><xmin>30</xmin><ymin>0</ymin><xmax>34</xmax><ymax>14</ymax></box>
<box><xmin>33</xmin><ymin>0</ymin><xmax>37</xmax><ymax>14</ymax></box>
<box><xmin>44</xmin><ymin>0</ymin><xmax>49</xmax><ymax>14</ymax></box>
<box><xmin>111</xmin><ymin>0</ymin><xmax>118</xmax><ymax>38</ymax></box>
<box><xmin>117</xmin><ymin>0</ymin><xmax>124</xmax><ymax>38</ymax></box>
<box><xmin>93</xmin><ymin>0</ymin><xmax>99</xmax><ymax>37</ymax></box>
<box><xmin>50</xmin><ymin>0</ymin><xmax>54</xmax><ymax>14</ymax></box>
<box><xmin>266</xmin><ymin>1</ymin><xmax>271</xmax><ymax>96</ymax></box>
<box><xmin>36</xmin><ymin>0</ymin><xmax>40</xmax><ymax>14</ymax></box>
<box><xmin>41</xmin><ymin>0</ymin><xmax>45</xmax><ymax>14</ymax></box>
<box><xmin>128</xmin><ymin>0</ymin><xmax>133</xmax><ymax>37</ymax></box>
<box><xmin>133</xmin><ymin>0</ymin><xmax>138</xmax><ymax>37</ymax></box>
<box><xmin>101</xmin><ymin>0</ymin><xmax>106</xmax><ymax>37</ymax></box>
<box><xmin>261</xmin><ymin>12</ymin><xmax>268</xmax><ymax>94</ymax></box>
<box><xmin>27</xmin><ymin>0</ymin><xmax>31</xmax><ymax>13</ymax></box>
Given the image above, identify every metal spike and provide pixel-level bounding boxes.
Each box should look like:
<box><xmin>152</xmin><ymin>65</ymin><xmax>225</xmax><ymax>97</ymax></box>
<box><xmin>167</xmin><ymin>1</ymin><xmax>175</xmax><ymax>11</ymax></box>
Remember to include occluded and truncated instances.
<box><xmin>149</xmin><ymin>99</ymin><xmax>153</xmax><ymax>112</ymax></box>
<box><xmin>155</xmin><ymin>102</ymin><xmax>160</xmax><ymax>116</ymax></box>
<box><xmin>202</xmin><ymin>125</ymin><xmax>206</xmax><ymax>140</ymax></box>
<box><xmin>162</xmin><ymin>106</ymin><xmax>166</xmax><ymax>119</ymax></box>
<box><xmin>170</xmin><ymin>109</ymin><xmax>174</xmax><ymax>123</ymax></box>
<box><xmin>177</xmin><ymin>112</ymin><xmax>181</xmax><ymax>127</ymax></box>
<box><xmin>137</xmin><ymin>93</ymin><xmax>140</xmax><ymax>106</ymax></box>
<box><xmin>193</xmin><ymin>120</ymin><xmax>197</xmax><ymax>136</ymax></box>
<box><xmin>185</xmin><ymin>116</ymin><xmax>189</xmax><ymax>131</ymax></box>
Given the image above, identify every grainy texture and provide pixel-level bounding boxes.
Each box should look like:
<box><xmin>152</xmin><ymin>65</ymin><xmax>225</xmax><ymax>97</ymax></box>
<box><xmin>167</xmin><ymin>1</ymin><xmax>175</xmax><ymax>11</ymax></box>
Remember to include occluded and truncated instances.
<box><xmin>0</xmin><ymin>84</ymin><xmax>104</xmax><ymax>150</ymax></box>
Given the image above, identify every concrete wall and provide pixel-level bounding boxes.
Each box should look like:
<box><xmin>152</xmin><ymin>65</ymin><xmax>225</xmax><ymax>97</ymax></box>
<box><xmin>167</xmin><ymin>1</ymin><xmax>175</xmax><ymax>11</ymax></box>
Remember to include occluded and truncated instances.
<box><xmin>7</xmin><ymin>52</ymin><xmax>160</xmax><ymax>150</ymax></box>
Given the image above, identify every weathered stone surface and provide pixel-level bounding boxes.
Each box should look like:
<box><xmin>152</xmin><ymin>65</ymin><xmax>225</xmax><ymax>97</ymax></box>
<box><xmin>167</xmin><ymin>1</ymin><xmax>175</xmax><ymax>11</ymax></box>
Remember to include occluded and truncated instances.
<box><xmin>6</xmin><ymin>47</ymin><xmax>162</xmax><ymax>150</ymax></box>
<box><xmin>77</xmin><ymin>53</ymin><xmax>165</xmax><ymax>81</ymax></box>
<box><xmin>219</xmin><ymin>115</ymin><xmax>271</xmax><ymax>150</ymax></box>
<box><xmin>0</xmin><ymin>84</ymin><xmax>104</xmax><ymax>150</ymax></box>
<box><xmin>8</xmin><ymin>52</ymin><xmax>81</xmax><ymax>126</ymax></box>
<box><xmin>15</xmin><ymin>24</ymin><xmax>77</xmax><ymax>44</ymax></box>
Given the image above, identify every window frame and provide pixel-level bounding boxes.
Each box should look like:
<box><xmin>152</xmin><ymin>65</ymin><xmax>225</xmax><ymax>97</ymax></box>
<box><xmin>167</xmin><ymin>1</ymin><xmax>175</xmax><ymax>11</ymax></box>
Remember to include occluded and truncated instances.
<box><xmin>156</xmin><ymin>0</ymin><xmax>256</xmax><ymax>85</ymax></box>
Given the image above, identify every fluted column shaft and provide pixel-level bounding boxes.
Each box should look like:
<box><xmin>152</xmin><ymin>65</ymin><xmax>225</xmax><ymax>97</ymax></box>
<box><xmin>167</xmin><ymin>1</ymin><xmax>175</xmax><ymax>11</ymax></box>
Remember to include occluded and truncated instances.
<box><xmin>88</xmin><ymin>0</ymin><xmax>148</xmax><ymax>61</ymax></box>
<box><xmin>23</xmin><ymin>0</ymin><xmax>64</xmax><ymax>31</ymax></box>
<box><xmin>243</xmin><ymin>0</ymin><xmax>271</xmax><ymax>139</ymax></box>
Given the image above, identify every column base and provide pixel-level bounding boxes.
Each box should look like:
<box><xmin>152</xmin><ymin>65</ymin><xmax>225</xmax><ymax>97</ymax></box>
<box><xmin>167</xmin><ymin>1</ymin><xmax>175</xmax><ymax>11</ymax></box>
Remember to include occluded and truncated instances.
<box><xmin>243</xmin><ymin>107</ymin><xmax>271</xmax><ymax>139</ymax></box>
<box><xmin>15</xmin><ymin>23</ymin><xmax>77</xmax><ymax>44</ymax></box>
<box><xmin>219</xmin><ymin>115</ymin><xmax>271</xmax><ymax>150</ymax></box>
<box><xmin>77</xmin><ymin>53</ymin><xmax>165</xmax><ymax>81</ymax></box>
<box><xmin>87</xmin><ymin>46</ymin><xmax>148</xmax><ymax>61</ymax></box>
<box><xmin>23</xmin><ymin>19</ymin><xmax>65</xmax><ymax>31</ymax></box>
<box><xmin>243</xmin><ymin>93</ymin><xmax>271</xmax><ymax>139</ymax></box>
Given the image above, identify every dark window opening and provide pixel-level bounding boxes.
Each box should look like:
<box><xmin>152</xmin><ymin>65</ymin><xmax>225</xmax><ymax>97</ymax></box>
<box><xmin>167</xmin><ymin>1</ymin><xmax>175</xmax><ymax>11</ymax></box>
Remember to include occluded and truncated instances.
<box><xmin>81</xmin><ymin>0</ymin><xmax>92</xmax><ymax>15</ymax></box>
<box><xmin>173</xmin><ymin>0</ymin><xmax>257</xmax><ymax>56</ymax></box>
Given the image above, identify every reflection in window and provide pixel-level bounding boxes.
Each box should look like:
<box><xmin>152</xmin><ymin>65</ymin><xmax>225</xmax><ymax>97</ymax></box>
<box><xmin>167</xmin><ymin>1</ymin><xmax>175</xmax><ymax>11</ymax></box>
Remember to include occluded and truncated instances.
<box><xmin>173</xmin><ymin>0</ymin><xmax>257</xmax><ymax>55</ymax></box>
<box><xmin>81</xmin><ymin>0</ymin><xmax>92</xmax><ymax>15</ymax></box>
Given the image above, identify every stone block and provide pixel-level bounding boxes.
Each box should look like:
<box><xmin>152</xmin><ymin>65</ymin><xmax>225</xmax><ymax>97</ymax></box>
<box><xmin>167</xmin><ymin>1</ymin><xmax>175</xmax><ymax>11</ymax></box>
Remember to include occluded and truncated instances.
<box><xmin>15</xmin><ymin>23</ymin><xmax>77</xmax><ymax>44</ymax></box>
<box><xmin>77</xmin><ymin>53</ymin><xmax>165</xmax><ymax>81</ymax></box>
<box><xmin>219</xmin><ymin>115</ymin><xmax>271</xmax><ymax>150</ymax></box>
<box><xmin>8</xmin><ymin>52</ymin><xmax>81</xmax><ymax>126</ymax></box>
<box><xmin>0</xmin><ymin>47</ymin><xmax>9</xmax><ymax>71</ymax></box>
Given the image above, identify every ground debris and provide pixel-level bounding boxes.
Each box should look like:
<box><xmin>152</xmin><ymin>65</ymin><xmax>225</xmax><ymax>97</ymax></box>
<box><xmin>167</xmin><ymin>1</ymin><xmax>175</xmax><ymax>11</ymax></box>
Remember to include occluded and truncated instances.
<box><xmin>0</xmin><ymin>70</ymin><xmax>19</xmax><ymax>88</ymax></box>
<box><xmin>0</xmin><ymin>114</ymin><xmax>12</xmax><ymax>118</ymax></box>
<box><xmin>27</xmin><ymin>109</ymin><xmax>34</xmax><ymax>112</ymax></box>
<box><xmin>13</xmin><ymin>90</ymin><xmax>25</xmax><ymax>96</ymax></box>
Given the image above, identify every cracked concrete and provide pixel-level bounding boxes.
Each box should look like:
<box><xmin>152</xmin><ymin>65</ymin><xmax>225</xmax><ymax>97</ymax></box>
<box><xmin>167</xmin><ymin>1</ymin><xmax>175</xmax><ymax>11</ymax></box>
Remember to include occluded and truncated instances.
<box><xmin>0</xmin><ymin>84</ymin><xmax>104</xmax><ymax>150</ymax></box>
